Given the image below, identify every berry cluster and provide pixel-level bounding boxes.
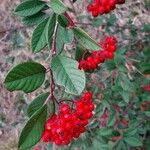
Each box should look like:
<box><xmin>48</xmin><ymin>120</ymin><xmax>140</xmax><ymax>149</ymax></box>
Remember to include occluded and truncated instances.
<box><xmin>42</xmin><ymin>92</ymin><xmax>94</xmax><ymax>146</ymax></box>
<box><xmin>79</xmin><ymin>36</ymin><xmax>117</xmax><ymax>71</ymax></box>
<box><xmin>87</xmin><ymin>0</ymin><xmax>125</xmax><ymax>17</ymax></box>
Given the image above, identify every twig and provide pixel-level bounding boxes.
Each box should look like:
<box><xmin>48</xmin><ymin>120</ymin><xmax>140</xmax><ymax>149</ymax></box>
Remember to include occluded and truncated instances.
<box><xmin>49</xmin><ymin>23</ymin><xmax>59</xmax><ymax>104</ymax></box>
<box><xmin>58</xmin><ymin>100</ymin><xmax>75</xmax><ymax>104</ymax></box>
<box><xmin>125</xmin><ymin>57</ymin><xmax>140</xmax><ymax>63</ymax></box>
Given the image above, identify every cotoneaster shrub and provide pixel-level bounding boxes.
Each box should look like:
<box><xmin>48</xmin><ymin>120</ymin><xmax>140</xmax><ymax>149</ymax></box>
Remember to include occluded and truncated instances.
<box><xmin>3</xmin><ymin>0</ymin><xmax>150</xmax><ymax>150</ymax></box>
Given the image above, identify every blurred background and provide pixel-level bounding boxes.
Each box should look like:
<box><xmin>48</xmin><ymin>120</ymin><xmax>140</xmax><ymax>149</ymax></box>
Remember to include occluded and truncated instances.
<box><xmin>0</xmin><ymin>0</ymin><xmax>150</xmax><ymax>149</ymax></box>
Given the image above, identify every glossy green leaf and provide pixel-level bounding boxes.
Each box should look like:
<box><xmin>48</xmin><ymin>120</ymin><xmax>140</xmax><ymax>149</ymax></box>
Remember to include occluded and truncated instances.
<box><xmin>73</xmin><ymin>27</ymin><xmax>100</xmax><ymax>50</ymax></box>
<box><xmin>51</xmin><ymin>55</ymin><xmax>85</xmax><ymax>95</ymax></box>
<box><xmin>31</xmin><ymin>15</ymin><xmax>56</xmax><ymax>52</ymax></box>
<box><xmin>15</xmin><ymin>0</ymin><xmax>46</xmax><ymax>17</ymax></box>
<box><xmin>57</xmin><ymin>14</ymin><xmax>69</xmax><ymax>28</ymax></box>
<box><xmin>145</xmin><ymin>111</ymin><xmax>150</xmax><ymax>117</ymax></box>
<box><xmin>116</xmin><ymin>140</ymin><xmax>127</xmax><ymax>150</ymax></box>
<box><xmin>93</xmin><ymin>139</ymin><xmax>109</xmax><ymax>150</ymax></box>
<box><xmin>27</xmin><ymin>92</ymin><xmax>50</xmax><ymax>117</ymax></box>
<box><xmin>48</xmin><ymin>100</ymin><xmax>56</xmax><ymax>118</ymax></box>
<box><xmin>75</xmin><ymin>45</ymin><xmax>85</xmax><ymax>61</ymax></box>
<box><xmin>60</xmin><ymin>27</ymin><xmax>74</xmax><ymax>44</ymax></box>
<box><xmin>47</xmin><ymin>14</ymin><xmax>57</xmax><ymax>50</ymax></box>
<box><xmin>124</xmin><ymin>137</ymin><xmax>142</xmax><ymax>147</ymax></box>
<box><xmin>107</xmin><ymin>112</ymin><xmax>116</xmax><ymax>126</ymax></box>
<box><xmin>56</xmin><ymin>26</ymin><xmax>64</xmax><ymax>55</ymax></box>
<box><xmin>122</xmin><ymin>91</ymin><xmax>130</xmax><ymax>103</ymax></box>
<box><xmin>18</xmin><ymin>105</ymin><xmax>47</xmax><ymax>150</ymax></box>
<box><xmin>22</xmin><ymin>12</ymin><xmax>48</xmax><ymax>25</ymax></box>
<box><xmin>98</xmin><ymin>127</ymin><xmax>113</xmax><ymax>137</ymax></box>
<box><xmin>124</xmin><ymin>127</ymin><xmax>137</xmax><ymax>137</ymax></box>
<box><xmin>140</xmin><ymin>63</ymin><xmax>150</xmax><ymax>74</ymax></box>
<box><xmin>4</xmin><ymin>62</ymin><xmax>46</xmax><ymax>93</ymax></box>
<box><xmin>50</xmin><ymin>0</ymin><xmax>67</xmax><ymax>14</ymax></box>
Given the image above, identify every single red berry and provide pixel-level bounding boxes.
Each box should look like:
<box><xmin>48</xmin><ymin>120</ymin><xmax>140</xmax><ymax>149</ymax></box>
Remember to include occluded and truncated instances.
<box><xmin>107</xmin><ymin>52</ymin><xmax>114</xmax><ymax>59</ymax></box>
<box><xmin>55</xmin><ymin>140</ymin><xmax>62</xmax><ymax>146</ymax></box>
<box><xmin>60</xmin><ymin>104</ymin><xmax>70</xmax><ymax>114</ymax></box>
<box><xmin>92</xmin><ymin>10</ymin><xmax>99</xmax><ymax>17</ymax></box>
<box><xmin>89</xmin><ymin>103</ymin><xmax>95</xmax><ymax>111</ymax></box>
<box><xmin>42</xmin><ymin>131</ymin><xmax>51</xmax><ymax>142</ymax></box>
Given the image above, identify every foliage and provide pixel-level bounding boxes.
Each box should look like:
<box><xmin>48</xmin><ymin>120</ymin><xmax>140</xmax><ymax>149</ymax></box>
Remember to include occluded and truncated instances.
<box><xmin>3</xmin><ymin>0</ymin><xmax>150</xmax><ymax>150</ymax></box>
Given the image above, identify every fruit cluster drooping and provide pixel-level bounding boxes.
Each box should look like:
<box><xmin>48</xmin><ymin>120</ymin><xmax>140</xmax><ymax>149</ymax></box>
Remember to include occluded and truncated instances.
<box><xmin>87</xmin><ymin>0</ymin><xmax>125</xmax><ymax>17</ymax></box>
<box><xmin>79</xmin><ymin>36</ymin><xmax>117</xmax><ymax>71</ymax></box>
<box><xmin>42</xmin><ymin>92</ymin><xmax>94</xmax><ymax>146</ymax></box>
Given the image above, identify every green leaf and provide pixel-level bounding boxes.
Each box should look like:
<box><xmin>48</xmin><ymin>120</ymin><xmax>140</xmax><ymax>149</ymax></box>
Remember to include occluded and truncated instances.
<box><xmin>93</xmin><ymin>139</ymin><xmax>109</xmax><ymax>150</ymax></box>
<box><xmin>122</xmin><ymin>91</ymin><xmax>130</xmax><ymax>103</ymax></box>
<box><xmin>124</xmin><ymin>128</ymin><xmax>137</xmax><ymax>137</ymax></box>
<box><xmin>140</xmin><ymin>63</ymin><xmax>150</xmax><ymax>74</ymax></box>
<box><xmin>31</xmin><ymin>15</ymin><xmax>56</xmax><ymax>52</ymax></box>
<box><xmin>18</xmin><ymin>105</ymin><xmax>47</xmax><ymax>150</ymax></box>
<box><xmin>51</xmin><ymin>55</ymin><xmax>85</xmax><ymax>95</ymax></box>
<box><xmin>107</xmin><ymin>14</ymin><xmax>117</xmax><ymax>26</ymax></box>
<box><xmin>73</xmin><ymin>27</ymin><xmax>100</xmax><ymax>50</ymax></box>
<box><xmin>145</xmin><ymin>111</ymin><xmax>150</xmax><ymax>117</ymax></box>
<box><xmin>124</xmin><ymin>137</ymin><xmax>142</xmax><ymax>147</ymax></box>
<box><xmin>47</xmin><ymin>14</ymin><xmax>57</xmax><ymax>49</ymax></box>
<box><xmin>119</xmin><ymin>73</ymin><xmax>134</xmax><ymax>91</ymax></box>
<box><xmin>55</xmin><ymin>26</ymin><xmax>65</xmax><ymax>55</ymax></box>
<box><xmin>4</xmin><ymin>62</ymin><xmax>46</xmax><ymax>93</ymax></box>
<box><xmin>15</xmin><ymin>0</ymin><xmax>46</xmax><ymax>17</ymax></box>
<box><xmin>48</xmin><ymin>99</ymin><xmax>56</xmax><ymax>117</ymax></box>
<box><xmin>57</xmin><ymin>14</ymin><xmax>69</xmax><ymax>28</ymax></box>
<box><xmin>104</xmin><ymin>60</ymin><xmax>116</xmax><ymax>71</ymax></box>
<box><xmin>116</xmin><ymin>140</ymin><xmax>127</xmax><ymax>150</ymax></box>
<box><xmin>75</xmin><ymin>45</ymin><xmax>85</xmax><ymax>61</ymax></box>
<box><xmin>114</xmin><ymin>53</ymin><xmax>125</xmax><ymax>67</ymax></box>
<box><xmin>22</xmin><ymin>12</ymin><xmax>48</xmax><ymax>26</ymax></box>
<box><xmin>50</xmin><ymin>0</ymin><xmax>67</xmax><ymax>14</ymax></box>
<box><xmin>27</xmin><ymin>92</ymin><xmax>50</xmax><ymax>117</ymax></box>
<box><xmin>107</xmin><ymin>112</ymin><xmax>116</xmax><ymax>126</ymax></box>
<box><xmin>98</xmin><ymin>127</ymin><xmax>113</xmax><ymax>137</ymax></box>
<box><xmin>60</xmin><ymin>27</ymin><xmax>74</xmax><ymax>44</ymax></box>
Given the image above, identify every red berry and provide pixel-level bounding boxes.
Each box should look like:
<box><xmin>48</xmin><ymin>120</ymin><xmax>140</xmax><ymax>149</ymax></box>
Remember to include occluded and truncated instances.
<box><xmin>87</xmin><ymin>4</ymin><xmax>94</xmax><ymax>11</ymax></box>
<box><xmin>107</xmin><ymin>52</ymin><xmax>114</xmax><ymax>59</ymax></box>
<box><xmin>55</xmin><ymin>140</ymin><xmax>62</xmax><ymax>146</ymax></box>
<box><xmin>92</xmin><ymin>10</ymin><xmax>99</xmax><ymax>17</ymax></box>
<box><xmin>42</xmin><ymin>131</ymin><xmax>52</xmax><ymax>142</ymax></box>
<box><xmin>87</xmin><ymin>56</ymin><xmax>93</xmax><ymax>62</ymax></box>
<box><xmin>84</xmin><ymin>112</ymin><xmax>93</xmax><ymax>119</ymax></box>
<box><xmin>89</xmin><ymin>103</ymin><xmax>95</xmax><ymax>111</ymax></box>
<box><xmin>60</xmin><ymin>104</ymin><xmax>70</xmax><ymax>114</ymax></box>
<box><xmin>83</xmin><ymin>92</ymin><xmax>92</xmax><ymax>100</ymax></box>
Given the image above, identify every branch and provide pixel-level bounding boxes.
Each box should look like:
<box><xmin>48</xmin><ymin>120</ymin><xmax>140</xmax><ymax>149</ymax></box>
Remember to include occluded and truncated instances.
<box><xmin>49</xmin><ymin>23</ymin><xmax>59</xmax><ymax>104</ymax></box>
<box><xmin>59</xmin><ymin>100</ymin><xmax>75</xmax><ymax>104</ymax></box>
